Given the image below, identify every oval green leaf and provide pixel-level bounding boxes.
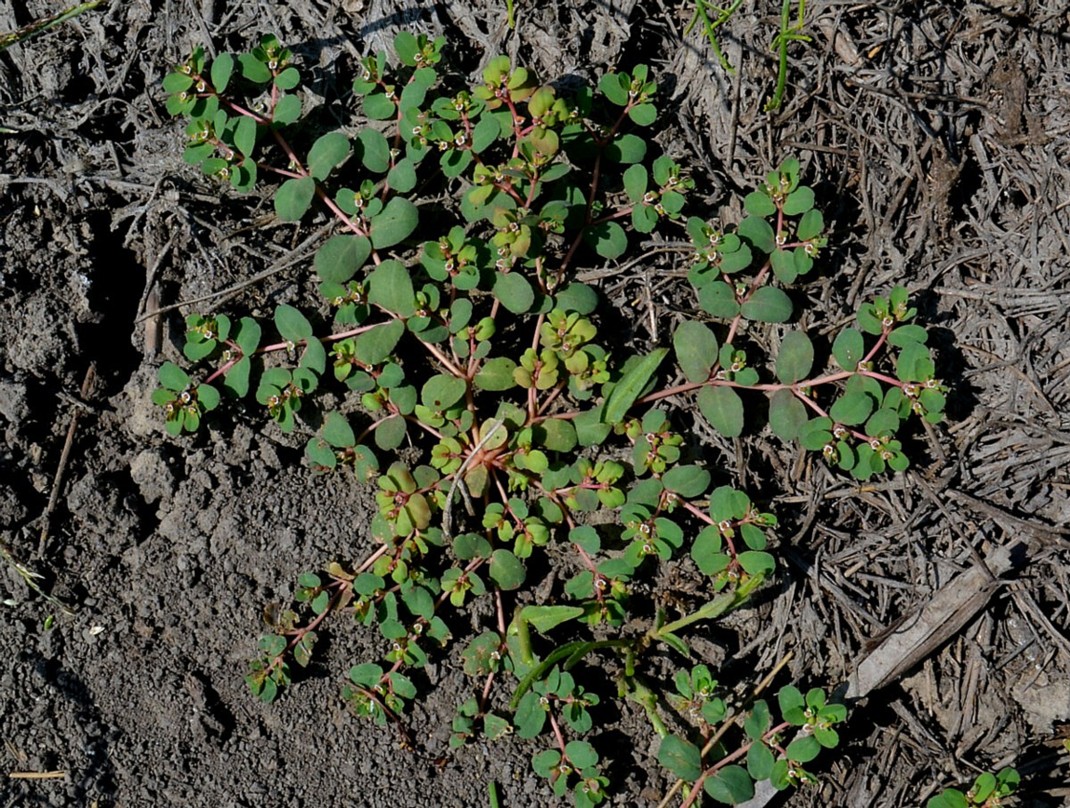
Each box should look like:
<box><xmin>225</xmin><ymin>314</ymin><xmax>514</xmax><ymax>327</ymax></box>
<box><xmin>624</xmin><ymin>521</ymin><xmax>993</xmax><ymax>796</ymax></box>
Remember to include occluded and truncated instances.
<box><xmin>658</xmin><ymin>735</ymin><xmax>702</xmax><ymax>781</ymax></box>
<box><xmin>674</xmin><ymin>320</ymin><xmax>718</xmax><ymax>383</ymax></box>
<box><xmin>493</xmin><ymin>272</ymin><xmax>535</xmax><ymax>314</ymax></box>
<box><xmin>768</xmin><ymin>389</ymin><xmax>808</xmax><ymax>440</ymax></box>
<box><xmin>314</xmin><ymin>235</ymin><xmax>371</xmax><ymax>284</ymax></box>
<box><xmin>741</xmin><ymin>287</ymin><xmax>793</xmax><ymax>323</ymax></box>
<box><xmin>697</xmin><ymin>281</ymin><xmax>740</xmax><ymax>319</ymax></box>
<box><xmin>704</xmin><ymin>765</ymin><xmax>754</xmax><ymax>804</ymax></box>
<box><xmin>307</xmin><ymin>132</ymin><xmax>350</xmax><ymax>180</ymax></box>
<box><xmin>275</xmin><ymin>304</ymin><xmax>313</xmax><ymax>341</ymax></box>
<box><xmin>775</xmin><ymin>331</ymin><xmax>813</xmax><ymax>383</ymax></box>
<box><xmin>489</xmin><ymin>549</ymin><xmax>526</xmax><ymax>590</ymax></box>
<box><xmin>698</xmin><ymin>385</ymin><xmax>744</xmax><ymax>437</ymax></box>
<box><xmin>370</xmin><ymin>197</ymin><xmax>418</xmax><ymax>249</ymax></box>
<box><xmin>274</xmin><ymin>176</ymin><xmax>315</xmax><ymax>222</ymax></box>
<box><xmin>475</xmin><ymin>357</ymin><xmax>518</xmax><ymax>391</ymax></box>
<box><xmin>367</xmin><ymin>260</ymin><xmax>415</xmax><ymax>317</ymax></box>
<box><xmin>832</xmin><ymin>327</ymin><xmax>865</xmax><ymax>370</ymax></box>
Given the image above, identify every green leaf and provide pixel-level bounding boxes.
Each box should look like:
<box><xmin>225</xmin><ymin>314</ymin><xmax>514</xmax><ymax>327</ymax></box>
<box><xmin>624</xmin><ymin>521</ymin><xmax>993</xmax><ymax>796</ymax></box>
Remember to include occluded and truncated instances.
<box><xmin>421</xmin><ymin>374</ymin><xmax>466</xmax><ymax>410</ymax></box>
<box><xmin>370</xmin><ymin>197</ymin><xmax>419</xmax><ymax>249</ymax></box>
<box><xmin>744</xmin><ymin>191</ymin><xmax>776</xmax><ymax>217</ymax></box>
<box><xmin>350</xmin><ymin>662</ymin><xmax>384</xmax><ymax>687</ymax></box>
<box><xmin>704</xmin><ymin>765</ymin><xmax>754</xmax><ymax>804</ymax></box>
<box><xmin>307</xmin><ymin>132</ymin><xmax>350</xmax><ymax>180</ymax></box>
<box><xmin>519</xmin><ymin>605</ymin><xmax>584</xmax><ymax>633</ymax></box>
<box><xmin>738</xmin><ymin>215</ymin><xmax>775</xmax><ymax>253</ymax></box>
<box><xmin>865</xmin><ymin>407</ymin><xmax>900</xmax><ymax>437</ymax></box>
<box><xmin>605</xmin><ymin>133</ymin><xmax>646</xmax><ymax>163</ymax></box>
<box><xmin>300</xmin><ymin>338</ymin><xmax>326</xmax><ymax>374</ymax></box>
<box><xmin>323</xmin><ymin>411</ymin><xmax>355</xmax><ymax>447</ymax></box>
<box><xmin>475</xmin><ymin>357</ymin><xmax>518</xmax><ymax>391</ymax></box>
<box><xmin>623</xmin><ymin>164</ymin><xmax>648</xmax><ymax>202</ymax></box>
<box><xmin>797</xmin><ymin>208</ymin><xmax>824</xmax><ymax>240</ymax></box>
<box><xmin>697</xmin><ymin>281</ymin><xmax>740</xmax><ymax>319</ymax></box>
<box><xmin>888</xmin><ymin>324</ymin><xmax>928</xmax><ymax>346</ymax></box>
<box><xmin>275</xmin><ymin>304</ymin><xmax>313</xmax><ymax>341</ymax></box>
<box><xmin>224</xmin><ymin>356</ymin><xmax>251</xmax><ymax>397</ymax></box>
<box><xmin>662</xmin><ymin>465</ymin><xmax>711</xmax><ymax>498</ymax></box>
<box><xmin>574</xmin><ymin>408</ymin><xmax>611</xmax><ymax>446</ymax></box>
<box><xmin>698</xmin><ymin>386</ymin><xmax>744</xmax><ymax>437</ymax></box>
<box><xmin>768</xmin><ymin>251</ymin><xmax>797</xmax><ymax>289</ymax></box>
<box><xmin>210</xmin><ymin>53</ymin><xmax>234</xmax><ymax>93</ymax></box>
<box><xmin>489</xmin><ymin>549</ymin><xmax>526</xmax><ymax>590</ymax></box>
<box><xmin>603</xmin><ymin>349</ymin><xmax>667</xmax><ymax>425</ymax></box>
<box><xmin>314</xmin><ymin>235</ymin><xmax>371</xmax><ymax>284</ymax></box>
<box><xmin>786</xmin><ymin>735</ymin><xmax>820</xmax><ymax>763</ymax></box>
<box><xmin>585</xmin><ymin>220</ymin><xmax>627</xmax><ymax>260</ymax></box>
<box><xmin>926</xmin><ymin>791</ymin><xmax>967</xmax><ymax>808</ymax></box>
<box><xmin>471</xmin><ymin>115</ymin><xmax>500</xmax><ymax>153</ymax></box>
<box><xmin>493</xmin><ymin>272</ymin><xmax>535</xmax><ymax>314</ymax></box>
<box><xmin>746</xmin><ymin>741</ymin><xmax>776</xmax><ymax>780</ymax></box>
<box><xmin>741</xmin><ymin>287</ymin><xmax>793</xmax><ymax>323</ymax></box>
<box><xmin>274</xmin><ymin>176</ymin><xmax>315</xmax><ymax>222</ymax></box>
<box><xmin>368</xmin><ymin>260</ymin><xmax>415</xmax><ymax>317</ymax></box>
<box><xmin>674</xmin><ymin>320</ymin><xmax>718</xmax><ymax>383</ymax></box>
<box><xmin>896</xmin><ymin>341</ymin><xmax>935</xmax><ymax>382</ymax></box>
<box><xmin>233</xmin><ymin>115</ymin><xmax>257</xmax><ymax>157</ymax></box>
<box><xmin>272</xmin><ymin>94</ymin><xmax>302</xmax><ymax>125</ymax></box>
<box><xmin>554</xmin><ymin>283</ymin><xmax>598</xmax><ymax>315</ymax></box>
<box><xmin>453</xmin><ymin>533</ymin><xmax>492</xmax><ymax>561</ymax></box>
<box><xmin>394</xmin><ymin>30</ymin><xmax>419</xmax><ymax>65</ymax></box>
<box><xmin>163</xmin><ymin>72</ymin><xmax>194</xmax><ymax>94</ymax></box>
<box><xmin>159</xmin><ymin>361</ymin><xmax>190</xmax><ymax>391</ymax></box>
<box><xmin>778</xmin><ymin>685</ymin><xmax>805</xmax><ymax>722</ymax></box>
<box><xmin>516</xmin><ymin>693</ymin><xmax>549</xmax><ymax>739</ymax></box>
<box><xmin>196</xmin><ymin>383</ymin><xmax>220</xmax><ymax>411</ymax></box>
<box><xmin>775</xmin><ymin>331</ymin><xmax>813</xmax><ymax>383</ymax></box>
<box><xmin>829</xmin><ymin>391</ymin><xmax>873</xmax><ymax>425</ymax></box>
<box><xmin>532</xmin><ymin>747</ymin><xmax>560</xmax><ymax>774</ymax></box>
<box><xmin>232</xmin><ymin>316</ymin><xmax>258</xmax><ymax>353</ymax></box>
<box><xmin>358</xmin><ymin>128</ymin><xmax>391</xmax><ymax>173</ymax></box>
<box><xmin>565</xmin><ymin>739</ymin><xmax>598</xmax><ymax>769</ymax></box>
<box><xmin>537</xmin><ymin>419</ymin><xmax>577</xmax><ymax>452</ymax></box>
<box><xmin>363</xmin><ymin>92</ymin><xmax>395</xmax><ymax>120</ymax></box>
<box><xmin>375</xmin><ymin>415</ymin><xmax>407</xmax><ymax>450</ymax></box>
<box><xmin>783</xmin><ymin>186</ymin><xmax>814</xmax><ymax>215</ymax></box>
<box><xmin>355</xmin><ymin>319</ymin><xmax>404</xmax><ymax>364</ymax></box>
<box><xmin>744</xmin><ymin>700</ymin><xmax>771</xmax><ymax>740</ymax></box>
<box><xmin>274</xmin><ymin>66</ymin><xmax>300</xmax><ymax>90</ymax></box>
<box><xmin>238</xmin><ymin>53</ymin><xmax>271</xmax><ymax>83</ymax></box>
<box><xmin>387</xmin><ymin>158</ymin><xmax>417</xmax><ymax>192</ymax></box>
<box><xmin>833</xmin><ymin>327</ymin><xmax>865</xmax><ymax>370</ymax></box>
<box><xmin>768</xmin><ymin>389</ymin><xmax>808</xmax><ymax>440</ymax></box>
<box><xmin>628</xmin><ymin>102</ymin><xmax>657</xmax><ymax>125</ymax></box>
<box><xmin>658</xmin><ymin>735</ymin><xmax>702</xmax><ymax>781</ymax></box>
<box><xmin>599</xmin><ymin>72</ymin><xmax>629</xmax><ymax>105</ymax></box>
<box><xmin>738</xmin><ymin>551</ymin><xmax>775</xmax><ymax>576</ymax></box>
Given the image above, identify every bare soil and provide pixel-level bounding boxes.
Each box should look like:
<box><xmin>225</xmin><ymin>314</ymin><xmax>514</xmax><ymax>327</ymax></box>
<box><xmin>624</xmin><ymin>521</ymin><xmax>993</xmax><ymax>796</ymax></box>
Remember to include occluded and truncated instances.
<box><xmin>1</xmin><ymin>1</ymin><xmax>1069</xmax><ymax>806</ymax></box>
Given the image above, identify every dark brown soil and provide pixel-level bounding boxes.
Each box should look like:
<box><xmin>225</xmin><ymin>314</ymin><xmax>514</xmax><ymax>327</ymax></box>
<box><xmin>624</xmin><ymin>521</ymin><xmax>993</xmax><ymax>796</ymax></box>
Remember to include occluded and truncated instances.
<box><xmin>1</xmin><ymin>1</ymin><xmax>1068</xmax><ymax>806</ymax></box>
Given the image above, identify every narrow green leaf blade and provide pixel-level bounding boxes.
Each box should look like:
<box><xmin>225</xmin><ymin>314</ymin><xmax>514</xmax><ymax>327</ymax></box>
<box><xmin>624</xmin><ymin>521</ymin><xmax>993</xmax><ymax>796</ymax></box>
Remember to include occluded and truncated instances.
<box><xmin>603</xmin><ymin>348</ymin><xmax>667</xmax><ymax>425</ymax></box>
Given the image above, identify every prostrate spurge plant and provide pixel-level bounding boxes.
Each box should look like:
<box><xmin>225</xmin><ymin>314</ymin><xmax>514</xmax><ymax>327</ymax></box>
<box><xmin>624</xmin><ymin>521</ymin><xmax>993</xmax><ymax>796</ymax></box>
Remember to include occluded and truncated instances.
<box><xmin>158</xmin><ymin>32</ymin><xmax>946</xmax><ymax>805</ymax></box>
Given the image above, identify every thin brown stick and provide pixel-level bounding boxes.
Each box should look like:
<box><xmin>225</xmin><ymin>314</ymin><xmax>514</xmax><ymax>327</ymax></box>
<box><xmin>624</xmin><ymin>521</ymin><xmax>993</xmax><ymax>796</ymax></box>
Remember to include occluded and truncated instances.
<box><xmin>38</xmin><ymin>365</ymin><xmax>96</xmax><ymax>556</ymax></box>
